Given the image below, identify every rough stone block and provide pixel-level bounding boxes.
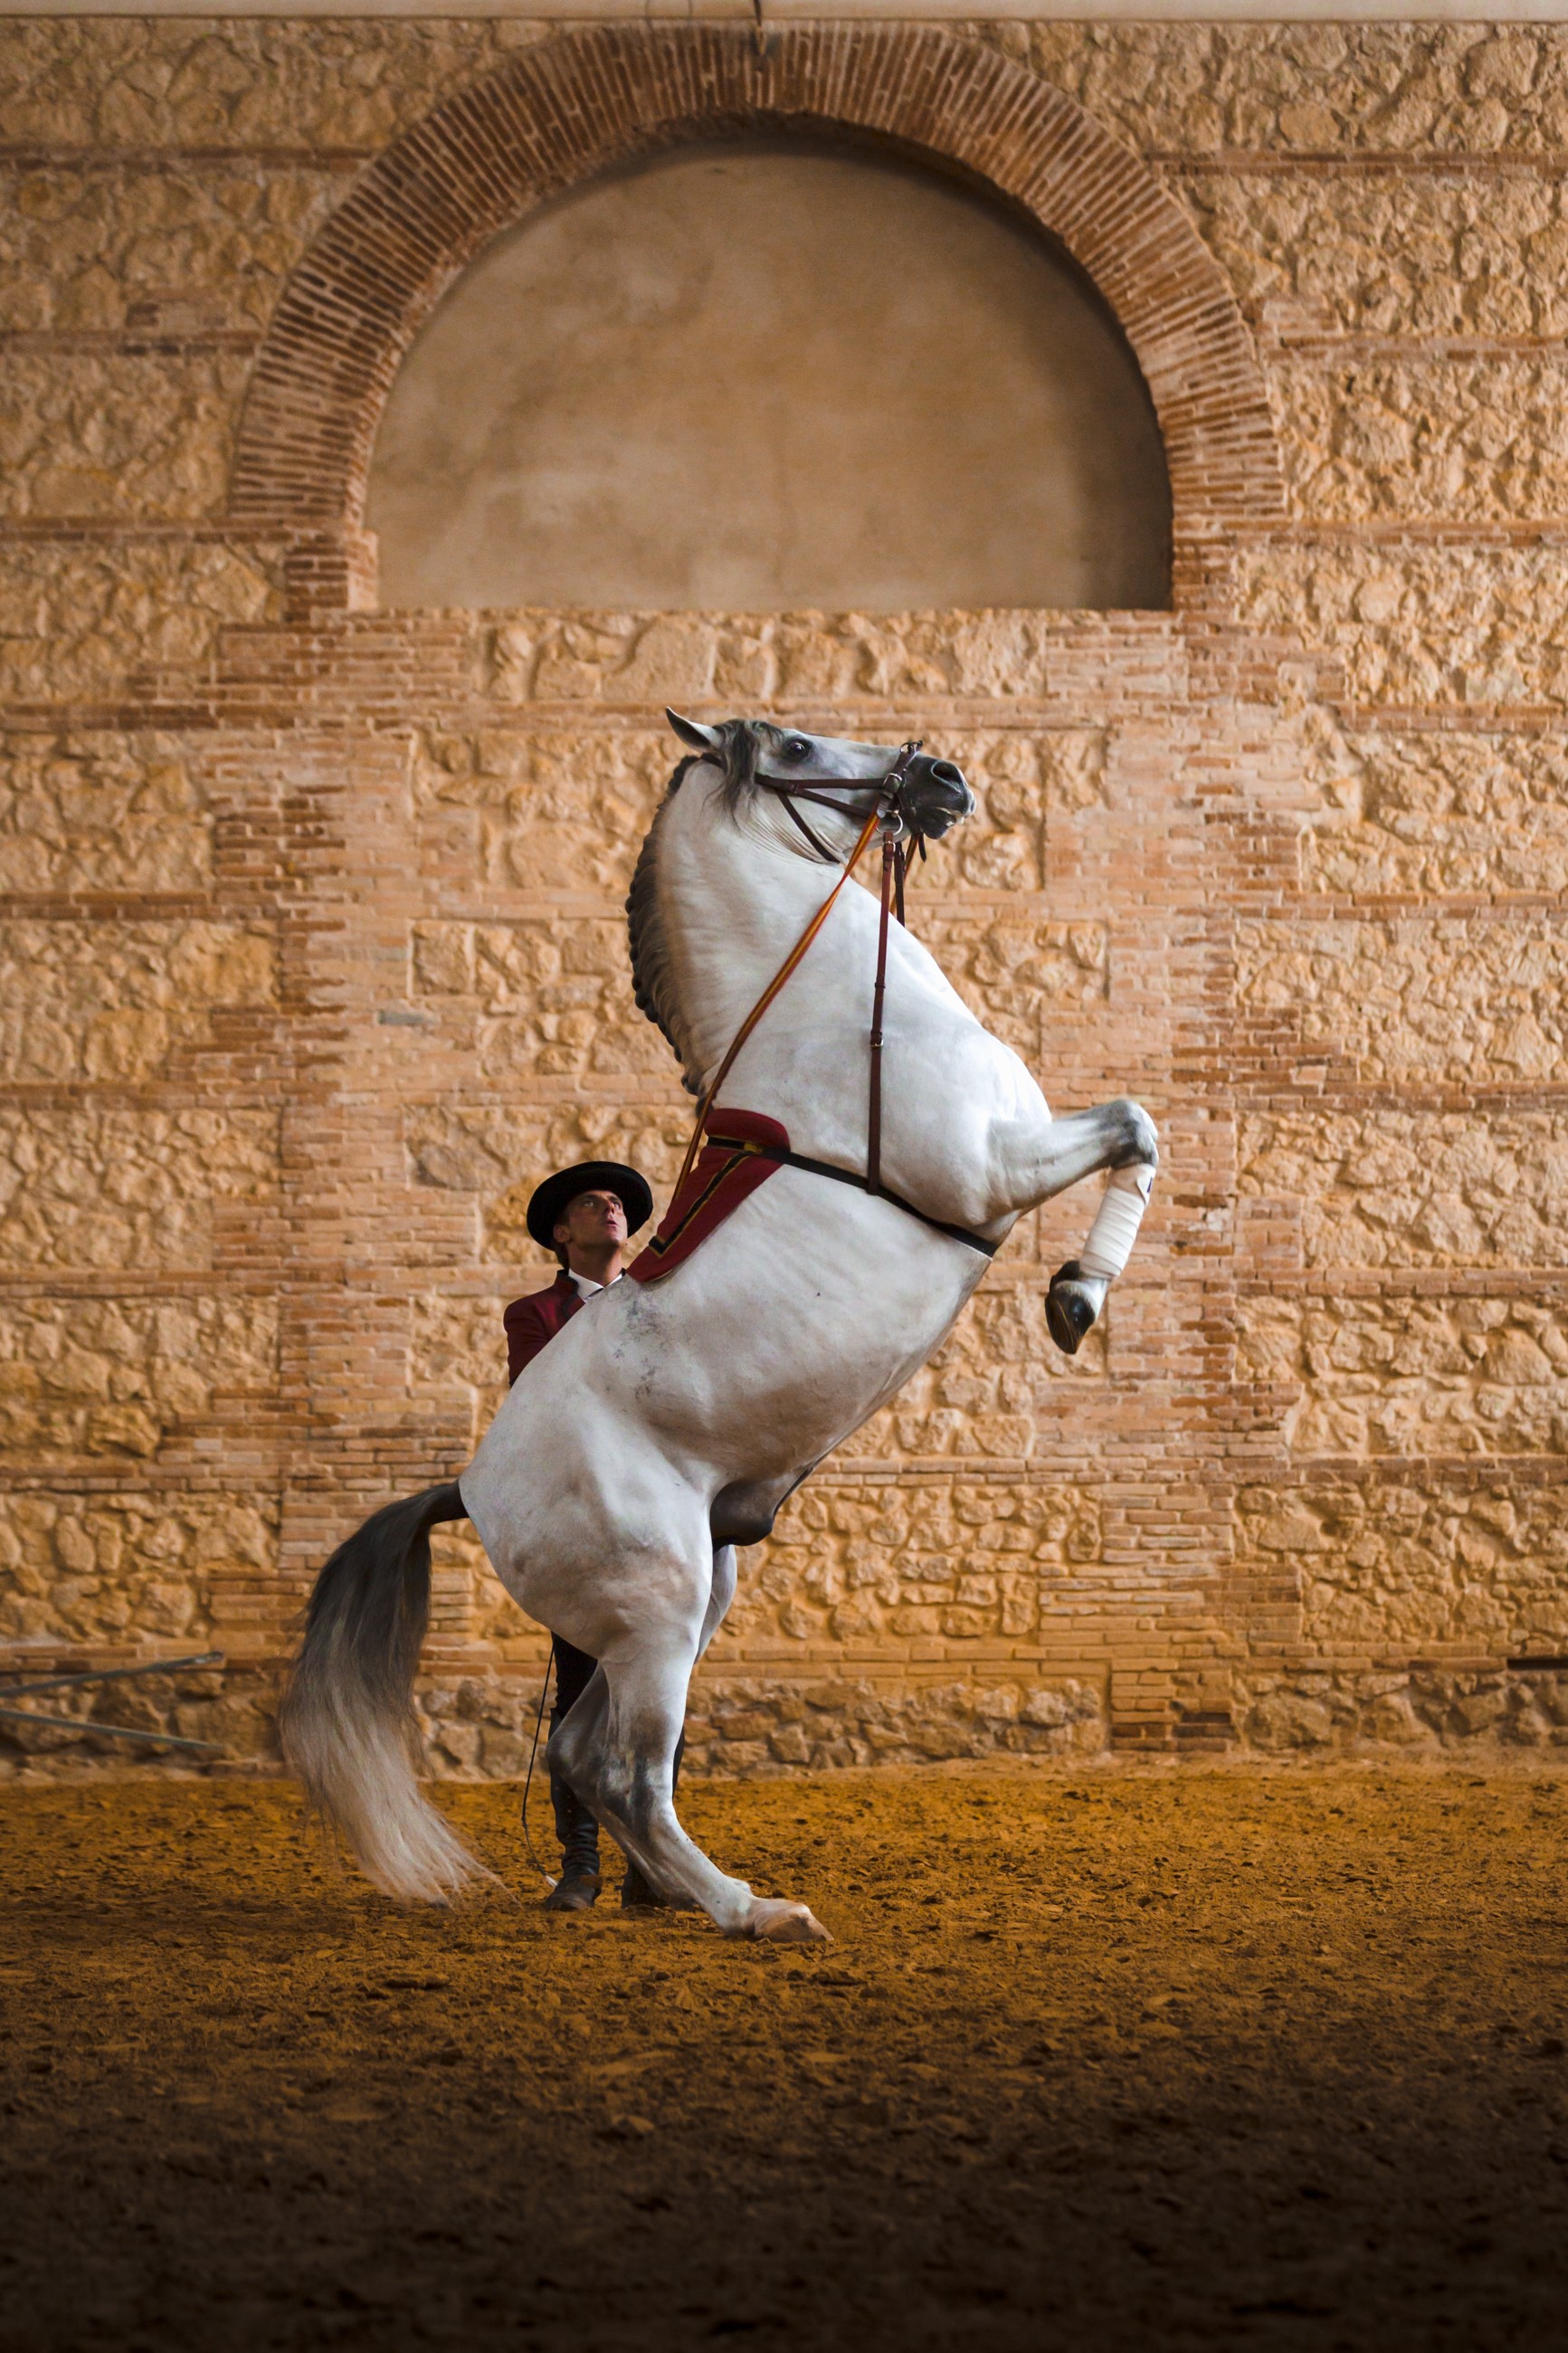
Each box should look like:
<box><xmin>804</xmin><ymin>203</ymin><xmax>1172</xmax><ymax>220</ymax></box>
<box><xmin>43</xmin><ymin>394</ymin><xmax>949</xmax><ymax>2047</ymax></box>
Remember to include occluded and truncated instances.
<box><xmin>0</xmin><ymin>348</ymin><xmax>249</xmax><ymax>521</ymax></box>
<box><xmin>0</xmin><ymin>18</ymin><xmax>528</xmax><ymax>149</ymax></box>
<box><xmin>481</xmin><ymin>610</ymin><xmax>1075</xmax><ymax>708</ymax></box>
<box><xmin>0</xmin><ymin>159</ymin><xmax>344</xmax><ymax>336</ymax></box>
<box><xmin>0</xmin><ymin>1487</ymin><xmax>275</xmax><ymax>1647</ymax></box>
<box><xmin>920</xmin><ymin>915</ymin><xmax>1107</xmax><ymax>1060</ymax></box>
<box><xmin>1240</xmin><ymin>1292</ymin><xmax>1568</xmax><ymax>1457</ymax></box>
<box><xmin>730</xmin><ymin>1477</ymin><xmax>1103</xmax><ymax>1649</ymax></box>
<box><xmin>1236</xmin><ymin>914</ymin><xmax>1568</xmax><ymax>1084</ymax></box>
<box><xmin>0</xmin><ymin>920</ymin><xmax>276</xmax><ymax>1082</ymax></box>
<box><xmin>412</xmin><ymin>726</ymin><xmax>671</xmax><ymax>897</ymax></box>
<box><xmin>947</xmin><ymin>729</ymin><xmax>1107</xmax><ymax>892</ymax></box>
<box><xmin>0</xmin><ymin>1108</ymin><xmax>279</xmax><ymax>1272</ymax></box>
<box><xmin>614</xmin><ymin>1668</ymin><xmax>1109</xmax><ymax>1777</ymax></box>
<box><xmin>0</xmin><ymin>1292</ymin><xmax>276</xmax><ymax>1464</ymax></box>
<box><xmin>1029</xmin><ymin>24</ymin><xmax>1568</xmax><ymax>157</ymax></box>
<box><xmin>1177</xmin><ymin>169</ymin><xmax>1568</xmax><ymax>337</ymax></box>
<box><xmin>1231</xmin><ymin>1662</ymin><xmax>1568</xmax><ymax>1753</ymax></box>
<box><xmin>1297</xmin><ymin>724</ymin><xmax>1568</xmax><ymax>897</ymax></box>
<box><xmin>849</xmin><ymin>1285</ymin><xmax>1107</xmax><ymax>1467</ymax></box>
<box><xmin>1275</xmin><ymin>356</ymin><xmax>1568</xmax><ymax>525</ymax></box>
<box><xmin>1240</xmin><ymin>1110</ymin><xmax>1568</xmax><ymax>1271</ymax></box>
<box><xmin>404</xmin><ymin>1101</ymin><xmax>691</xmax><ymax>1272</ymax></box>
<box><xmin>1234</xmin><ymin>1477</ymin><xmax>1568</xmax><ymax>1651</ymax></box>
<box><xmin>412</xmin><ymin>917</ymin><xmax>668</xmax><ymax>1083</ymax></box>
<box><xmin>410</xmin><ymin>1291</ymin><xmax>511</xmax><ymax>1443</ymax></box>
<box><xmin>0</xmin><ymin>731</ymin><xmax>211</xmax><ymax>893</ymax></box>
<box><xmin>0</xmin><ymin>540</ymin><xmax>280</xmax><ymax>706</ymax></box>
<box><xmin>415</xmin><ymin>719</ymin><xmax>1109</xmax><ymax>905</ymax></box>
<box><xmin>1237</xmin><ymin>544</ymin><xmax>1568</xmax><ymax>709</ymax></box>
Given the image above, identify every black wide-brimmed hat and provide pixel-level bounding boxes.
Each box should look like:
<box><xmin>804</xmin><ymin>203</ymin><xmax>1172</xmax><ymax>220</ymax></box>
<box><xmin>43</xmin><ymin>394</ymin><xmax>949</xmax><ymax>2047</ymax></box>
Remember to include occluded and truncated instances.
<box><xmin>526</xmin><ymin>1160</ymin><xmax>654</xmax><ymax>1252</ymax></box>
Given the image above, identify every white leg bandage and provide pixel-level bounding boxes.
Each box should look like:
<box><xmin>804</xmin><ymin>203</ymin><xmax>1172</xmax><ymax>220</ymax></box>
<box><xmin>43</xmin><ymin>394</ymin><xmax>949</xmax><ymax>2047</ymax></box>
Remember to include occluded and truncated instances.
<box><xmin>1078</xmin><ymin>1161</ymin><xmax>1155</xmax><ymax>1283</ymax></box>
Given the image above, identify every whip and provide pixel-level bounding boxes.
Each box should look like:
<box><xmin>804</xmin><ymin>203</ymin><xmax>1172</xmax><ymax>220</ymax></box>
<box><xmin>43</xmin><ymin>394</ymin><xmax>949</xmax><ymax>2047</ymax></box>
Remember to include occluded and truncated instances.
<box><xmin>519</xmin><ymin>1652</ymin><xmax>557</xmax><ymax>1889</ymax></box>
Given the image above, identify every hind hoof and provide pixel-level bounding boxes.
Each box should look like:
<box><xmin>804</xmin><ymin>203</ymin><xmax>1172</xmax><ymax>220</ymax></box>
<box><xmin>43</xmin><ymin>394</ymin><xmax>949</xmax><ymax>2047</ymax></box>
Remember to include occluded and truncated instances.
<box><xmin>1047</xmin><ymin>1263</ymin><xmax>1100</xmax><ymax>1357</ymax></box>
<box><xmin>752</xmin><ymin>1900</ymin><xmax>833</xmax><ymax>1945</ymax></box>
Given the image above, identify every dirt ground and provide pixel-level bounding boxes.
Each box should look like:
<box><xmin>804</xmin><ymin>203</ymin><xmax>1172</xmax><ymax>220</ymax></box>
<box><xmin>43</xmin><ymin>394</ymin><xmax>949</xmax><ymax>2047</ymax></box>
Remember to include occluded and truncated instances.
<box><xmin>3</xmin><ymin>1766</ymin><xmax>1566</xmax><ymax>2353</ymax></box>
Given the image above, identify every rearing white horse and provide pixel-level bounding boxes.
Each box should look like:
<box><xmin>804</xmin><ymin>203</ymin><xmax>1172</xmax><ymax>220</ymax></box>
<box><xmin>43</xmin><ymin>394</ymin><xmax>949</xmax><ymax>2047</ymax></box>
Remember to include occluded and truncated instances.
<box><xmin>280</xmin><ymin>715</ymin><xmax>1158</xmax><ymax>1941</ymax></box>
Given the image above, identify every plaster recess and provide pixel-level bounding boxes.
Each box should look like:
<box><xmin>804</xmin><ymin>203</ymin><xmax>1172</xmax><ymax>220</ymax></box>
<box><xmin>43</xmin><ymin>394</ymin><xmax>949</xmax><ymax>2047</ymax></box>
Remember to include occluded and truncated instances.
<box><xmin>226</xmin><ymin>21</ymin><xmax>1283</xmax><ymax>607</ymax></box>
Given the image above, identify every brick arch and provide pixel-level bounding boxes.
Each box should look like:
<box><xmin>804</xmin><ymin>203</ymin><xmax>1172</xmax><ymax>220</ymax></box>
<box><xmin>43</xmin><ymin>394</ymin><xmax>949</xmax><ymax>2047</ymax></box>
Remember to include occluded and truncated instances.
<box><xmin>230</xmin><ymin>23</ymin><xmax>1282</xmax><ymax>612</ymax></box>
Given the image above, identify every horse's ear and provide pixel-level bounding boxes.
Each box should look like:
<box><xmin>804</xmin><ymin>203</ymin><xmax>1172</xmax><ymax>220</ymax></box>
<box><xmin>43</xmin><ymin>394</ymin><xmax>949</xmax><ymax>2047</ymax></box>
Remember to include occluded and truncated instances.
<box><xmin>667</xmin><ymin>710</ymin><xmax>720</xmax><ymax>753</ymax></box>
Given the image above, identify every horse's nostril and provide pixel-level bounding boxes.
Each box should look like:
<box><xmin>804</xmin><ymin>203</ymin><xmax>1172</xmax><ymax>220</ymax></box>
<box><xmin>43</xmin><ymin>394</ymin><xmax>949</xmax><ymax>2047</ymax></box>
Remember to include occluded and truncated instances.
<box><xmin>931</xmin><ymin>761</ymin><xmax>963</xmax><ymax>786</ymax></box>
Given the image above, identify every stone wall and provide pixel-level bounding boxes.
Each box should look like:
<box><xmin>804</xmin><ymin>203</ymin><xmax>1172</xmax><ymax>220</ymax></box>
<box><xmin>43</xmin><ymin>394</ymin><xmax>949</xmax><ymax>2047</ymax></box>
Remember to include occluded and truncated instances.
<box><xmin>3</xmin><ymin>14</ymin><xmax>1566</xmax><ymax>1777</ymax></box>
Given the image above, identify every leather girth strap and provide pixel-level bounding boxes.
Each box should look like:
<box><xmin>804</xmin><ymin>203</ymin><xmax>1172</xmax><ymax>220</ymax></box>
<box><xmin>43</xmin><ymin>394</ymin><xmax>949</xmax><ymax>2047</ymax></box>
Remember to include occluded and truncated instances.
<box><xmin>709</xmin><ymin>1128</ymin><xmax>1000</xmax><ymax>1258</ymax></box>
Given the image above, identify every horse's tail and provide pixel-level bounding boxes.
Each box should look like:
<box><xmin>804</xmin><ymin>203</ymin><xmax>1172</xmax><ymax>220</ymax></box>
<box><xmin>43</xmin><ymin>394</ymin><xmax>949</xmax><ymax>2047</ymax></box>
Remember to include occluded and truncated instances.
<box><xmin>278</xmin><ymin>1481</ymin><xmax>499</xmax><ymax>1904</ymax></box>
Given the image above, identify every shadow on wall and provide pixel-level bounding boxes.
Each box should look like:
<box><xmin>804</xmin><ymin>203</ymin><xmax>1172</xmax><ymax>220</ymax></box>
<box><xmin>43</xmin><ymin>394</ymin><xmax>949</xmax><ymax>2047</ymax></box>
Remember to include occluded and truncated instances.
<box><xmin>366</xmin><ymin>138</ymin><xmax>1173</xmax><ymax>615</ymax></box>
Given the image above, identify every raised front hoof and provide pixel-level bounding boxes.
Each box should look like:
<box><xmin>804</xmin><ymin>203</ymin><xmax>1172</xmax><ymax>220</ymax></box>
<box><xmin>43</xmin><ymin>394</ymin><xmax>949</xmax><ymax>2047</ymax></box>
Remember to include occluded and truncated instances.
<box><xmin>750</xmin><ymin>1899</ymin><xmax>833</xmax><ymax>1946</ymax></box>
<box><xmin>1047</xmin><ymin>1262</ymin><xmax>1099</xmax><ymax>1357</ymax></box>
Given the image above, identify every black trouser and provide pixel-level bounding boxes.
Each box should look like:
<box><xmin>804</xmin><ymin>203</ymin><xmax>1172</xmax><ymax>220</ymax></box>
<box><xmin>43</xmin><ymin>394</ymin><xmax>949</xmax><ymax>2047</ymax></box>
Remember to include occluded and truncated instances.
<box><xmin>550</xmin><ymin>1634</ymin><xmax>598</xmax><ymax>1737</ymax></box>
<box><xmin>548</xmin><ymin>1636</ymin><xmax>601</xmax><ymax>1873</ymax></box>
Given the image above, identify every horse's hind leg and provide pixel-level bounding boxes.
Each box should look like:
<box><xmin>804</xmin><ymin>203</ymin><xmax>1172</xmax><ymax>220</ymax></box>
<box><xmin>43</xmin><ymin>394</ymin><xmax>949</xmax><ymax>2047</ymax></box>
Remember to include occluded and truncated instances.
<box><xmin>617</xmin><ymin>1544</ymin><xmax>736</xmax><ymax>1911</ymax></box>
<box><xmin>550</xmin><ymin>1610</ymin><xmax>830</xmax><ymax>1945</ymax></box>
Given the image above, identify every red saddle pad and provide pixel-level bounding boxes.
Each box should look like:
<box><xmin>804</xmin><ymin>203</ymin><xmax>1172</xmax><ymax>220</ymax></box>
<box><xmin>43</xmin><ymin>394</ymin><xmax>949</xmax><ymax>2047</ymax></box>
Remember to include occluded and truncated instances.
<box><xmin>630</xmin><ymin>1110</ymin><xmax>791</xmax><ymax>1285</ymax></box>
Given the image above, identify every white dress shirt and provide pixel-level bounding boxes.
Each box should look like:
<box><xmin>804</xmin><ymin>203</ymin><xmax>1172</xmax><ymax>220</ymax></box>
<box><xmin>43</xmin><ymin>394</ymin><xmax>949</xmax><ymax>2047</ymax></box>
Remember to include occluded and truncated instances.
<box><xmin>569</xmin><ymin>1271</ymin><xmax>622</xmax><ymax>1302</ymax></box>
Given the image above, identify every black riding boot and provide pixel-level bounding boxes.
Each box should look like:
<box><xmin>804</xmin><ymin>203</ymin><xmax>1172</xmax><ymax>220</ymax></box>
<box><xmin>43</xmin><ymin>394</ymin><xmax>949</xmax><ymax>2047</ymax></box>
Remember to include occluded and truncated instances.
<box><xmin>543</xmin><ymin>1768</ymin><xmax>601</xmax><ymax>1911</ymax></box>
<box><xmin>543</xmin><ymin>1634</ymin><xmax>601</xmax><ymax>1911</ymax></box>
<box><xmin>621</xmin><ymin>1731</ymin><xmax>687</xmax><ymax>1911</ymax></box>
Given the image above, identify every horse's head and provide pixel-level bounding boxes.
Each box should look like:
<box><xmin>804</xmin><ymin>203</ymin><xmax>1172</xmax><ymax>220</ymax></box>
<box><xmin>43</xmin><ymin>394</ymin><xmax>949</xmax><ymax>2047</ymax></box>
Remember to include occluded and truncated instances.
<box><xmin>629</xmin><ymin>715</ymin><xmax>973</xmax><ymax>1095</ymax></box>
<box><xmin>666</xmin><ymin>713</ymin><xmax>973</xmax><ymax>857</ymax></box>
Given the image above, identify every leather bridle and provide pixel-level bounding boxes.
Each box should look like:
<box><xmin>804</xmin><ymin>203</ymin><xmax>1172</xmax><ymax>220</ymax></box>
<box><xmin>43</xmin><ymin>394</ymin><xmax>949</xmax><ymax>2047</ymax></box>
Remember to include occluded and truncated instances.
<box><xmin>670</xmin><ymin>742</ymin><xmax>997</xmax><ymax>1258</ymax></box>
<box><xmin>753</xmin><ymin>739</ymin><xmax>930</xmax><ymax>922</ymax></box>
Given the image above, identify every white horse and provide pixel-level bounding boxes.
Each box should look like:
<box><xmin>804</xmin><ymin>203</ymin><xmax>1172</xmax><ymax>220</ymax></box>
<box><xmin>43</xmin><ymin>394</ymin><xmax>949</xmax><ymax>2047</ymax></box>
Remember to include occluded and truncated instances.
<box><xmin>280</xmin><ymin>715</ymin><xmax>1158</xmax><ymax>1941</ymax></box>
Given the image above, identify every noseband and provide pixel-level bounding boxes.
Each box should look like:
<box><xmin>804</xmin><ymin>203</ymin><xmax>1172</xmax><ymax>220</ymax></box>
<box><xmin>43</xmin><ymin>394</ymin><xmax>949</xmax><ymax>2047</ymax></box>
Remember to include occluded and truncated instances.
<box><xmin>753</xmin><ymin>738</ymin><xmax>929</xmax><ymax>922</ymax></box>
<box><xmin>669</xmin><ymin>741</ymin><xmax>996</xmax><ymax>1258</ymax></box>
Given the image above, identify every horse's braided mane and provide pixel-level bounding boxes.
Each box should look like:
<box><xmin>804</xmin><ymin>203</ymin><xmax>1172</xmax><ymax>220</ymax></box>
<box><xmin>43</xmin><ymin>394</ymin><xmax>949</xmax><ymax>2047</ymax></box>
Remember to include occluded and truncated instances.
<box><xmin>625</xmin><ymin>723</ymin><xmax>774</xmax><ymax>1096</ymax></box>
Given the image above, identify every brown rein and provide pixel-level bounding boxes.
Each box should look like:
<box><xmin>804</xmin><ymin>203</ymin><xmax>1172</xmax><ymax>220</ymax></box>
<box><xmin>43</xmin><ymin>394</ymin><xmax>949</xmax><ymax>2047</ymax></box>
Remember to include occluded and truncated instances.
<box><xmin>670</xmin><ymin>794</ymin><xmax>883</xmax><ymax>1204</ymax></box>
<box><xmin>669</xmin><ymin>745</ymin><xmax>994</xmax><ymax>1256</ymax></box>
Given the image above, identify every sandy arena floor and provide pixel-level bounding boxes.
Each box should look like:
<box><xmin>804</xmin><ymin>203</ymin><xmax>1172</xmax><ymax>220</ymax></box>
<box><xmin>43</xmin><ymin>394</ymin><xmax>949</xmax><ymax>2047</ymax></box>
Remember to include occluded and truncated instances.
<box><xmin>2</xmin><ymin>1766</ymin><xmax>1566</xmax><ymax>2352</ymax></box>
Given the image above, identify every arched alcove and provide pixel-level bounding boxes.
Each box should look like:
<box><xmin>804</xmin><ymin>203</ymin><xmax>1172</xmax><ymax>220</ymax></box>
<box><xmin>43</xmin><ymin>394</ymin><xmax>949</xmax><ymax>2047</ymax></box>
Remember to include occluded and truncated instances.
<box><xmin>366</xmin><ymin>139</ymin><xmax>1173</xmax><ymax>614</ymax></box>
<box><xmin>227</xmin><ymin>25</ymin><xmax>1284</xmax><ymax>616</ymax></box>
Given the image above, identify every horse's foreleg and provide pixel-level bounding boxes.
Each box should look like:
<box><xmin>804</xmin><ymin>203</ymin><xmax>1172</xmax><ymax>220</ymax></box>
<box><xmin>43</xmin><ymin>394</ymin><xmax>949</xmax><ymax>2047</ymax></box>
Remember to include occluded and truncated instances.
<box><xmin>552</xmin><ymin>1613</ymin><xmax>830</xmax><ymax>1944</ymax></box>
<box><xmin>1009</xmin><ymin>1098</ymin><xmax>1159</xmax><ymax>1357</ymax></box>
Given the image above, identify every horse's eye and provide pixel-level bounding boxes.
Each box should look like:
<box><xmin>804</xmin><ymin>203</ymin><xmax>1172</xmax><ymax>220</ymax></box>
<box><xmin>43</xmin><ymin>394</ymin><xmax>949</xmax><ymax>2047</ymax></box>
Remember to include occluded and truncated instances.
<box><xmin>785</xmin><ymin>738</ymin><xmax>811</xmax><ymax>762</ymax></box>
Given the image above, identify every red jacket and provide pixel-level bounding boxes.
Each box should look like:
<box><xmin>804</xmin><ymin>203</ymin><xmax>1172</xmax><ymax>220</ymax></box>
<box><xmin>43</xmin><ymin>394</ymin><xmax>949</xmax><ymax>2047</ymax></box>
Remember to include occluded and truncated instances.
<box><xmin>503</xmin><ymin>1271</ymin><xmax>584</xmax><ymax>1386</ymax></box>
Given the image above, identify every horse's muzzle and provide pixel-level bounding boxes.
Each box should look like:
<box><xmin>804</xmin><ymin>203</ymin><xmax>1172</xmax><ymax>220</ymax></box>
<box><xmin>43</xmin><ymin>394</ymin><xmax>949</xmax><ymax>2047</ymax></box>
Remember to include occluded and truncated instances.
<box><xmin>900</xmin><ymin>755</ymin><xmax>974</xmax><ymax>839</ymax></box>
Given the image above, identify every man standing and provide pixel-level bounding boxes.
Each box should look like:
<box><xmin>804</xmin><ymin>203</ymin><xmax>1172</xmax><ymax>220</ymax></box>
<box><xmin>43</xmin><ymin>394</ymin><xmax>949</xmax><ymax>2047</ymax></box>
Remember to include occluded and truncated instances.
<box><xmin>504</xmin><ymin>1158</ymin><xmax>656</xmax><ymax>1914</ymax></box>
